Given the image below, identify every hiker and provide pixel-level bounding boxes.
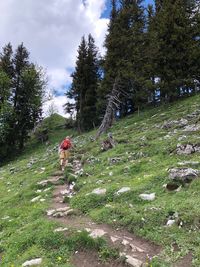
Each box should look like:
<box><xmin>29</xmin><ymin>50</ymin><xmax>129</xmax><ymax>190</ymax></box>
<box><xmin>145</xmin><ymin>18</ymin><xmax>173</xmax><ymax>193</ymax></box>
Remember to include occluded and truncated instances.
<box><xmin>59</xmin><ymin>136</ymin><xmax>72</xmax><ymax>171</ymax></box>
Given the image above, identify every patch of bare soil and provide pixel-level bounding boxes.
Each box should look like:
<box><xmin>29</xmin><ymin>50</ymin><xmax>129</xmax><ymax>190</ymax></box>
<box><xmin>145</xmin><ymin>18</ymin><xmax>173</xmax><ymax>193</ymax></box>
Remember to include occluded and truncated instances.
<box><xmin>174</xmin><ymin>252</ymin><xmax>193</xmax><ymax>267</ymax></box>
<box><xmin>71</xmin><ymin>250</ymin><xmax>126</xmax><ymax>267</ymax></box>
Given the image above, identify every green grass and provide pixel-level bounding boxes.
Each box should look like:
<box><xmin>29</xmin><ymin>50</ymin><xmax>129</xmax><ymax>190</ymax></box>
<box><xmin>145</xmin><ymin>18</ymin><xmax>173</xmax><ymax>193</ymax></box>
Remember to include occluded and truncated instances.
<box><xmin>1</xmin><ymin>95</ymin><xmax>200</xmax><ymax>266</ymax></box>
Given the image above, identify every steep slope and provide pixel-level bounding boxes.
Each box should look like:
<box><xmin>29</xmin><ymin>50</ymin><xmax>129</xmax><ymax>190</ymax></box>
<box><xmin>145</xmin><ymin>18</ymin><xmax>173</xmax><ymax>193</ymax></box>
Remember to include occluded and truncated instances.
<box><xmin>0</xmin><ymin>95</ymin><xmax>200</xmax><ymax>266</ymax></box>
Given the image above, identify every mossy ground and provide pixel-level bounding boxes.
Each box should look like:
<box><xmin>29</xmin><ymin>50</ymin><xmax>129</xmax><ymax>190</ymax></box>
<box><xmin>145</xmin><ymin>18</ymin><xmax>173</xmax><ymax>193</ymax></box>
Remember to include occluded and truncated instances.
<box><xmin>1</xmin><ymin>95</ymin><xmax>200</xmax><ymax>266</ymax></box>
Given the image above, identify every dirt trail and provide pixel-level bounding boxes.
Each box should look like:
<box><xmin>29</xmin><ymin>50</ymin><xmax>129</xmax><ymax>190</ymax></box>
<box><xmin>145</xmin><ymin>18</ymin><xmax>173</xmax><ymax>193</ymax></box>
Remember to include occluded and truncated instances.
<box><xmin>44</xmin><ymin>159</ymin><xmax>192</xmax><ymax>267</ymax></box>
<box><xmin>44</xmin><ymin>159</ymin><xmax>162</xmax><ymax>267</ymax></box>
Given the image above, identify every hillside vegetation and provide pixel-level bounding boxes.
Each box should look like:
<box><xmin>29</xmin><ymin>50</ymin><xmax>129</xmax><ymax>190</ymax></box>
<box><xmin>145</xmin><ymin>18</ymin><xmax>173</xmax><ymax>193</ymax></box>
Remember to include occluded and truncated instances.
<box><xmin>1</xmin><ymin>95</ymin><xmax>200</xmax><ymax>266</ymax></box>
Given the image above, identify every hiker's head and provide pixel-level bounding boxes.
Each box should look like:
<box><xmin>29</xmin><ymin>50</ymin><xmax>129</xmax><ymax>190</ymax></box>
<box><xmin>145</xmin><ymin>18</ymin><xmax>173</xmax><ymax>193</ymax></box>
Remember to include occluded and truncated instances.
<box><xmin>66</xmin><ymin>136</ymin><xmax>70</xmax><ymax>139</ymax></box>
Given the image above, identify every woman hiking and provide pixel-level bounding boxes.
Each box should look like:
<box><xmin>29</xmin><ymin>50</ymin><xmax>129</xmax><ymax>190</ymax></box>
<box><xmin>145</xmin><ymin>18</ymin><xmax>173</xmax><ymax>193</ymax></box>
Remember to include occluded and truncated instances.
<box><xmin>59</xmin><ymin>136</ymin><xmax>72</xmax><ymax>171</ymax></box>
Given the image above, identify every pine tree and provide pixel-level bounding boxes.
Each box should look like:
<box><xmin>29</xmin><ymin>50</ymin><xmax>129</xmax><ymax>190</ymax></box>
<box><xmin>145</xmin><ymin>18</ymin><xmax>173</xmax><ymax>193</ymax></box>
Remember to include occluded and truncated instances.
<box><xmin>66</xmin><ymin>35</ymin><xmax>100</xmax><ymax>131</ymax></box>
<box><xmin>67</xmin><ymin>36</ymin><xmax>88</xmax><ymax>132</ymax></box>
<box><xmin>117</xmin><ymin>0</ymin><xmax>146</xmax><ymax>112</ymax></box>
<box><xmin>13</xmin><ymin>43</ymin><xmax>30</xmax><ymax>108</ymax></box>
<box><xmin>14</xmin><ymin>65</ymin><xmax>45</xmax><ymax>149</ymax></box>
<box><xmin>0</xmin><ymin>43</ymin><xmax>46</xmax><ymax>156</ymax></box>
<box><xmin>0</xmin><ymin>43</ymin><xmax>14</xmax><ymax>79</ymax></box>
<box><xmin>144</xmin><ymin>4</ymin><xmax>159</xmax><ymax>104</ymax></box>
<box><xmin>98</xmin><ymin>0</ymin><xmax>120</xmax><ymax>116</ymax></box>
<box><xmin>82</xmin><ymin>34</ymin><xmax>100</xmax><ymax>130</ymax></box>
<box><xmin>154</xmin><ymin>0</ymin><xmax>198</xmax><ymax>101</ymax></box>
<box><xmin>0</xmin><ymin>70</ymin><xmax>11</xmax><ymax>108</ymax></box>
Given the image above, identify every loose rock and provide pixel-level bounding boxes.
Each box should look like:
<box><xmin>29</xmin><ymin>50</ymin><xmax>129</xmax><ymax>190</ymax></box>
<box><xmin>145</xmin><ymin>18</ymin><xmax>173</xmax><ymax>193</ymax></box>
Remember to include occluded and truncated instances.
<box><xmin>54</xmin><ymin>227</ymin><xmax>68</xmax><ymax>233</ymax></box>
<box><xmin>116</xmin><ymin>187</ymin><xmax>131</xmax><ymax>195</ymax></box>
<box><xmin>120</xmin><ymin>254</ymin><xmax>143</xmax><ymax>267</ymax></box>
<box><xmin>22</xmin><ymin>258</ymin><xmax>42</xmax><ymax>266</ymax></box>
<box><xmin>91</xmin><ymin>188</ymin><xmax>107</xmax><ymax>195</ymax></box>
<box><xmin>139</xmin><ymin>193</ymin><xmax>155</xmax><ymax>201</ymax></box>
<box><xmin>89</xmin><ymin>229</ymin><xmax>107</xmax><ymax>238</ymax></box>
<box><xmin>31</xmin><ymin>196</ymin><xmax>41</xmax><ymax>203</ymax></box>
<box><xmin>176</xmin><ymin>144</ymin><xmax>195</xmax><ymax>155</ymax></box>
<box><xmin>168</xmin><ymin>168</ymin><xmax>199</xmax><ymax>183</ymax></box>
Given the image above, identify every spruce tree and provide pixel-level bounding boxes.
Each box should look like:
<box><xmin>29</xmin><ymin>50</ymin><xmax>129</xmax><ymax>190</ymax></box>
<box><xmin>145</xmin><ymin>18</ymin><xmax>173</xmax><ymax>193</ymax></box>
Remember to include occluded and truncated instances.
<box><xmin>0</xmin><ymin>43</ymin><xmax>14</xmax><ymax>79</ymax></box>
<box><xmin>67</xmin><ymin>36</ymin><xmax>88</xmax><ymax>132</ymax></box>
<box><xmin>154</xmin><ymin>0</ymin><xmax>198</xmax><ymax>101</ymax></box>
<box><xmin>66</xmin><ymin>35</ymin><xmax>100</xmax><ymax>131</ymax></box>
<box><xmin>0</xmin><ymin>43</ymin><xmax>45</xmax><ymax>156</ymax></box>
<box><xmin>144</xmin><ymin>4</ymin><xmax>159</xmax><ymax>104</ymax></box>
<box><xmin>14</xmin><ymin>65</ymin><xmax>45</xmax><ymax>149</ymax></box>
<box><xmin>113</xmin><ymin>0</ymin><xmax>146</xmax><ymax>113</ymax></box>
<box><xmin>98</xmin><ymin>0</ymin><xmax>120</xmax><ymax>116</ymax></box>
<box><xmin>82</xmin><ymin>34</ymin><xmax>100</xmax><ymax>130</ymax></box>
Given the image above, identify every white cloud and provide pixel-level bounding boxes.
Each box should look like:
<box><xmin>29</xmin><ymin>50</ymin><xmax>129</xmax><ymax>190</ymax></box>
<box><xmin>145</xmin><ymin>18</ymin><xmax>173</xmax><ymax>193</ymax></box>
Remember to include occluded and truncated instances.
<box><xmin>43</xmin><ymin>95</ymin><xmax>73</xmax><ymax>118</ymax></box>
<box><xmin>0</xmin><ymin>0</ymin><xmax>109</xmax><ymax>116</ymax></box>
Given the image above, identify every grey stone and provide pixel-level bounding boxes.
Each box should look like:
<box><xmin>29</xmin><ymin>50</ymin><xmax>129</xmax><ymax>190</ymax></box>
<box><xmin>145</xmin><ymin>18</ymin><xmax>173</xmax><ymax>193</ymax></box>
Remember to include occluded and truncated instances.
<box><xmin>120</xmin><ymin>254</ymin><xmax>143</xmax><ymax>267</ymax></box>
<box><xmin>47</xmin><ymin>209</ymin><xmax>55</xmax><ymax>216</ymax></box>
<box><xmin>169</xmin><ymin>167</ymin><xmax>199</xmax><ymax>183</ymax></box>
<box><xmin>166</xmin><ymin>219</ymin><xmax>175</xmax><ymax>227</ymax></box>
<box><xmin>116</xmin><ymin>187</ymin><xmax>131</xmax><ymax>195</ymax></box>
<box><xmin>178</xmin><ymin>161</ymin><xmax>200</xmax><ymax>167</ymax></box>
<box><xmin>91</xmin><ymin>188</ymin><xmax>107</xmax><ymax>195</ymax></box>
<box><xmin>22</xmin><ymin>258</ymin><xmax>42</xmax><ymax>266</ymax></box>
<box><xmin>31</xmin><ymin>196</ymin><xmax>41</xmax><ymax>203</ymax></box>
<box><xmin>183</xmin><ymin>124</ymin><xmax>200</xmax><ymax>132</ymax></box>
<box><xmin>89</xmin><ymin>229</ymin><xmax>107</xmax><ymax>238</ymax></box>
<box><xmin>176</xmin><ymin>144</ymin><xmax>195</xmax><ymax>155</ymax></box>
<box><xmin>162</xmin><ymin>120</ymin><xmax>178</xmax><ymax>129</ymax></box>
<box><xmin>139</xmin><ymin>193</ymin><xmax>155</xmax><ymax>201</ymax></box>
<box><xmin>54</xmin><ymin>227</ymin><xmax>68</xmax><ymax>233</ymax></box>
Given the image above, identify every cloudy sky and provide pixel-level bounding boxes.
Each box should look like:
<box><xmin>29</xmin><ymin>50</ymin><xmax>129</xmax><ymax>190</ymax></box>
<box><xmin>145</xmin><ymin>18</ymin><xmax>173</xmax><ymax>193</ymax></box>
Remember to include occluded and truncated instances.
<box><xmin>0</xmin><ymin>0</ymin><xmax>153</xmax><ymax>117</ymax></box>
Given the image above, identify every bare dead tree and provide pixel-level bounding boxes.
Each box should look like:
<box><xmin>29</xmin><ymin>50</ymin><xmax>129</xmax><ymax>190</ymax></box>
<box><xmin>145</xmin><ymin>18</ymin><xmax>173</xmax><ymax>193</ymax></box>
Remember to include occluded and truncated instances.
<box><xmin>96</xmin><ymin>77</ymin><xmax>125</xmax><ymax>138</ymax></box>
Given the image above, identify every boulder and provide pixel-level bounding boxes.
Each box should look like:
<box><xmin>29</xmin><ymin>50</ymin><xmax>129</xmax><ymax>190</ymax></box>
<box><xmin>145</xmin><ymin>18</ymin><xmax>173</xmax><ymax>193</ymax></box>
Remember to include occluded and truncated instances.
<box><xmin>162</xmin><ymin>120</ymin><xmax>178</xmax><ymax>129</ymax></box>
<box><xmin>120</xmin><ymin>254</ymin><xmax>143</xmax><ymax>267</ymax></box>
<box><xmin>176</xmin><ymin>144</ymin><xmax>195</xmax><ymax>155</ymax></box>
<box><xmin>166</xmin><ymin>219</ymin><xmax>175</xmax><ymax>227</ymax></box>
<box><xmin>22</xmin><ymin>258</ymin><xmax>42</xmax><ymax>266</ymax></box>
<box><xmin>183</xmin><ymin>124</ymin><xmax>200</xmax><ymax>132</ymax></box>
<box><xmin>91</xmin><ymin>188</ymin><xmax>107</xmax><ymax>195</ymax></box>
<box><xmin>116</xmin><ymin>187</ymin><xmax>131</xmax><ymax>195</ymax></box>
<box><xmin>139</xmin><ymin>193</ymin><xmax>155</xmax><ymax>201</ymax></box>
<box><xmin>168</xmin><ymin>168</ymin><xmax>199</xmax><ymax>183</ymax></box>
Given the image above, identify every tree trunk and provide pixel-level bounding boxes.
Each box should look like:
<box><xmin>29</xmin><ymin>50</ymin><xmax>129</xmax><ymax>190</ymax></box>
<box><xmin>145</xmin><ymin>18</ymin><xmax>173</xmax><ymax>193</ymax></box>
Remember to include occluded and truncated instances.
<box><xmin>96</xmin><ymin>77</ymin><xmax>122</xmax><ymax>138</ymax></box>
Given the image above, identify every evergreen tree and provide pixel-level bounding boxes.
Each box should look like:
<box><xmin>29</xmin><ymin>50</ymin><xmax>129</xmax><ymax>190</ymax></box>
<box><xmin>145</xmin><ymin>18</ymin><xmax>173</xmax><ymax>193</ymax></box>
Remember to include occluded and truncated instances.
<box><xmin>97</xmin><ymin>0</ymin><xmax>120</xmax><ymax>116</ymax></box>
<box><xmin>66</xmin><ymin>35</ymin><xmax>100</xmax><ymax>131</ymax></box>
<box><xmin>67</xmin><ymin>36</ymin><xmax>88</xmax><ymax>132</ymax></box>
<box><xmin>144</xmin><ymin>4</ymin><xmax>159</xmax><ymax>104</ymax></box>
<box><xmin>14</xmin><ymin>65</ymin><xmax>45</xmax><ymax>149</ymax></box>
<box><xmin>120</xmin><ymin>0</ymin><xmax>146</xmax><ymax>111</ymax></box>
<box><xmin>0</xmin><ymin>43</ymin><xmax>46</xmax><ymax>158</ymax></box>
<box><xmin>0</xmin><ymin>70</ymin><xmax>11</xmax><ymax>108</ymax></box>
<box><xmin>100</xmin><ymin>0</ymin><xmax>146</xmax><ymax>116</ymax></box>
<box><xmin>0</xmin><ymin>43</ymin><xmax>14</xmax><ymax>79</ymax></box>
<box><xmin>13</xmin><ymin>43</ymin><xmax>30</xmax><ymax>108</ymax></box>
<box><xmin>154</xmin><ymin>0</ymin><xmax>198</xmax><ymax>101</ymax></box>
<box><xmin>82</xmin><ymin>34</ymin><xmax>100</xmax><ymax>130</ymax></box>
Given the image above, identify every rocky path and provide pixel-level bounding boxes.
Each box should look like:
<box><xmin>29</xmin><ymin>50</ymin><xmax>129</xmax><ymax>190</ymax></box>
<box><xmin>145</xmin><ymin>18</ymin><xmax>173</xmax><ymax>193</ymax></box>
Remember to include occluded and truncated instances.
<box><xmin>43</xmin><ymin>160</ymin><xmax>161</xmax><ymax>267</ymax></box>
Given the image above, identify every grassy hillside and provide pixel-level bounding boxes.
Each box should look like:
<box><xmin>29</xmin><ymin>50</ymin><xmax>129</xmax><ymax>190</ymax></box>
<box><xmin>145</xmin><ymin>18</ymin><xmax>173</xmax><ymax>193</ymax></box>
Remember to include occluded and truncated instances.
<box><xmin>1</xmin><ymin>95</ymin><xmax>200</xmax><ymax>266</ymax></box>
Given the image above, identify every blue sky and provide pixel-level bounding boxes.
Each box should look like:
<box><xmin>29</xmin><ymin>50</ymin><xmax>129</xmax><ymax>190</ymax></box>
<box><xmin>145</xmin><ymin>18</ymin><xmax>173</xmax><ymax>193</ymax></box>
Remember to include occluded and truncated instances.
<box><xmin>101</xmin><ymin>0</ymin><xmax>154</xmax><ymax>18</ymax></box>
